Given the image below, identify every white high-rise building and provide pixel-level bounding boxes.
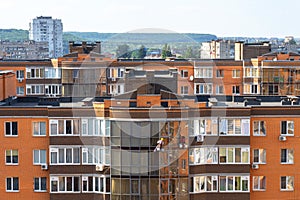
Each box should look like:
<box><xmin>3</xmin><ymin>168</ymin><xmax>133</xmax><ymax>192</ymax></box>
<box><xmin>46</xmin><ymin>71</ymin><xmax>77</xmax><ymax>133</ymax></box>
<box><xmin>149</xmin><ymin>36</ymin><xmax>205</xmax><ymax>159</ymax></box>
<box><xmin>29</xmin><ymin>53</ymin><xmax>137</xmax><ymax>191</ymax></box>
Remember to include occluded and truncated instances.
<box><xmin>29</xmin><ymin>16</ymin><xmax>63</xmax><ymax>58</ymax></box>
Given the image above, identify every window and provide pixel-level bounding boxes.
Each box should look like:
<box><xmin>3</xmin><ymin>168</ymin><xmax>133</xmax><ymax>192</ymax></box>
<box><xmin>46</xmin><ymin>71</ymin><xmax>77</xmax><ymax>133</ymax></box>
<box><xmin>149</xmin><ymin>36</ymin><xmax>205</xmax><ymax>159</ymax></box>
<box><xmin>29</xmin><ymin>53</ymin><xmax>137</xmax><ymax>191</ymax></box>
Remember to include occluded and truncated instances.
<box><xmin>195</xmin><ymin>83</ymin><xmax>212</xmax><ymax>94</ymax></box>
<box><xmin>82</xmin><ymin>176</ymin><xmax>108</xmax><ymax>193</ymax></box>
<box><xmin>253</xmin><ymin>121</ymin><xmax>266</xmax><ymax>136</ymax></box>
<box><xmin>50</xmin><ymin>147</ymin><xmax>80</xmax><ymax>165</ymax></box>
<box><xmin>189</xmin><ymin>147</ymin><xmax>218</xmax><ymax>165</ymax></box>
<box><xmin>194</xmin><ymin>67</ymin><xmax>213</xmax><ymax>78</ymax></box>
<box><xmin>189</xmin><ymin>119</ymin><xmax>218</xmax><ymax>136</ymax></box>
<box><xmin>26</xmin><ymin>85</ymin><xmax>44</xmax><ymax>95</ymax></box>
<box><xmin>82</xmin><ymin>146</ymin><xmax>110</xmax><ymax>165</ymax></box>
<box><xmin>232</xmin><ymin>69</ymin><xmax>240</xmax><ymax>78</ymax></box>
<box><xmin>45</xmin><ymin>85</ymin><xmax>61</xmax><ymax>96</ymax></box>
<box><xmin>108</xmin><ymin>84</ymin><xmax>125</xmax><ymax>95</ymax></box>
<box><xmin>6</xmin><ymin>150</ymin><xmax>18</xmax><ymax>165</ymax></box>
<box><xmin>244</xmin><ymin>67</ymin><xmax>259</xmax><ymax>78</ymax></box>
<box><xmin>243</xmin><ymin>84</ymin><xmax>259</xmax><ymax>94</ymax></box>
<box><xmin>16</xmin><ymin>87</ymin><xmax>24</xmax><ymax>95</ymax></box>
<box><xmin>253</xmin><ymin>149</ymin><xmax>266</xmax><ymax>164</ymax></box>
<box><xmin>253</xmin><ymin>176</ymin><xmax>266</xmax><ymax>191</ymax></box>
<box><xmin>219</xmin><ymin>147</ymin><xmax>249</xmax><ymax>164</ymax></box>
<box><xmin>81</xmin><ymin>119</ymin><xmax>109</xmax><ymax>136</ymax></box>
<box><xmin>281</xmin><ymin>149</ymin><xmax>294</xmax><ymax>164</ymax></box>
<box><xmin>5</xmin><ymin>121</ymin><xmax>18</xmax><ymax>136</ymax></box>
<box><xmin>219</xmin><ymin>118</ymin><xmax>250</xmax><ymax>135</ymax></box>
<box><xmin>180</xmin><ymin>86</ymin><xmax>188</xmax><ymax>95</ymax></box>
<box><xmin>281</xmin><ymin>121</ymin><xmax>294</xmax><ymax>136</ymax></box>
<box><xmin>73</xmin><ymin>69</ymin><xmax>79</xmax><ymax>79</ymax></box>
<box><xmin>281</xmin><ymin>176</ymin><xmax>294</xmax><ymax>191</ymax></box>
<box><xmin>216</xmin><ymin>69</ymin><xmax>224</xmax><ymax>78</ymax></box>
<box><xmin>45</xmin><ymin>68</ymin><xmax>61</xmax><ymax>79</ymax></box>
<box><xmin>180</xmin><ymin>70</ymin><xmax>188</xmax><ymax>78</ymax></box>
<box><xmin>16</xmin><ymin>70</ymin><xmax>25</xmax><ymax>79</ymax></box>
<box><xmin>232</xmin><ymin>85</ymin><xmax>240</xmax><ymax>94</ymax></box>
<box><xmin>216</xmin><ymin>85</ymin><xmax>224</xmax><ymax>94</ymax></box>
<box><xmin>6</xmin><ymin>177</ymin><xmax>19</xmax><ymax>192</ymax></box>
<box><xmin>34</xmin><ymin>177</ymin><xmax>47</xmax><ymax>192</ymax></box>
<box><xmin>26</xmin><ymin>68</ymin><xmax>44</xmax><ymax>78</ymax></box>
<box><xmin>193</xmin><ymin>175</ymin><xmax>218</xmax><ymax>193</ymax></box>
<box><xmin>219</xmin><ymin>175</ymin><xmax>249</xmax><ymax>192</ymax></box>
<box><xmin>33</xmin><ymin>150</ymin><xmax>46</xmax><ymax>165</ymax></box>
<box><xmin>49</xmin><ymin>119</ymin><xmax>79</xmax><ymax>136</ymax></box>
<box><xmin>50</xmin><ymin>176</ymin><xmax>80</xmax><ymax>193</ymax></box>
<box><xmin>117</xmin><ymin>68</ymin><xmax>124</xmax><ymax>78</ymax></box>
<box><xmin>33</xmin><ymin>122</ymin><xmax>46</xmax><ymax>136</ymax></box>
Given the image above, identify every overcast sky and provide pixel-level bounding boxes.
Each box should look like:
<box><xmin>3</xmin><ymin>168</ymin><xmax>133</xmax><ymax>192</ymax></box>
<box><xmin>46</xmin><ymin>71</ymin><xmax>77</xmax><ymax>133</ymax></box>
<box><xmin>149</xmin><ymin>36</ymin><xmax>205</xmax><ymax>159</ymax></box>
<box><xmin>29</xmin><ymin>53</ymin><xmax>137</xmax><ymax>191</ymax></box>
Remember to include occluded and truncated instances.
<box><xmin>1</xmin><ymin>0</ymin><xmax>299</xmax><ymax>37</ymax></box>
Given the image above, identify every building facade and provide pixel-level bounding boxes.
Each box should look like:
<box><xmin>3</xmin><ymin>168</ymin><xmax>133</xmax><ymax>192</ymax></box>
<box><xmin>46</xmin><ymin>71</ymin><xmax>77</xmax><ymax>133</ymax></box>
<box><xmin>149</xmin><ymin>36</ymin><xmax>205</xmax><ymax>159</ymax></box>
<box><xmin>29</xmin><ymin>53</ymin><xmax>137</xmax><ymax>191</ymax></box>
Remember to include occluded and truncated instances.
<box><xmin>29</xmin><ymin>16</ymin><xmax>63</xmax><ymax>58</ymax></box>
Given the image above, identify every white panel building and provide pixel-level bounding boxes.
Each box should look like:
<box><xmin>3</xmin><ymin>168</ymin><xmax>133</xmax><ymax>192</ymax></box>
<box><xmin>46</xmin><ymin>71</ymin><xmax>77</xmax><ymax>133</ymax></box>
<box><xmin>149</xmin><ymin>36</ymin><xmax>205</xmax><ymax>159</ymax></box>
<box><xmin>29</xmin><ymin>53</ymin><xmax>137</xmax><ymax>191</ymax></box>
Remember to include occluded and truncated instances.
<box><xmin>29</xmin><ymin>16</ymin><xmax>63</xmax><ymax>58</ymax></box>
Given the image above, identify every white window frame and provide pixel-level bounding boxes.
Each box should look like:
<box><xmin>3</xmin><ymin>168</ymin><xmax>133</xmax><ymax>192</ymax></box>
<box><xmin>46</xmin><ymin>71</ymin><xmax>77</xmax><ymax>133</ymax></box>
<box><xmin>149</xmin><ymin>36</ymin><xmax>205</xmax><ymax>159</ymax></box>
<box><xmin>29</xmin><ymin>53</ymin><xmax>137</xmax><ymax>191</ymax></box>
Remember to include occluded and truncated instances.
<box><xmin>281</xmin><ymin>121</ymin><xmax>294</xmax><ymax>136</ymax></box>
<box><xmin>280</xmin><ymin>176</ymin><xmax>294</xmax><ymax>191</ymax></box>
<box><xmin>50</xmin><ymin>176</ymin><xmax>80</xmax><ymax>193</ymax></box>
<box><xmin>49</xmin><ymin>119</ymin><xmax>79</xmax><ymax>136</ymax></box>
<box><xmin>5</xmin><ymin>149</ymin><xmax>19</xmax><ymax>165</ymax></box>
<box><xmin>253</xmin><ymin>176</ymin><xmax>266</xmax><ymax>191</ymax></box>
<box><xmin>244</xmin><ymin>67</ymin><xmax>259</xmax><ymax>78</ymax></box>
<box><xmin>232</xmin><ymin>69</ymin><xmax>240</xmax><ymax>78</ymax></box>
<box><xmin>82</xmin><ymin>176</ymin><xmax>108</xmax><ymax>194</ymax></box>
<box><xmin>180</xmin><ymin>86</ymin><xmax>188</xmax><ymax>95</ymax></box>
<box><xmin>243</xmin><ymin>84</ymin><xmax>259</xmax><ymax>94</ymax></box>
<box><xmin>194</xmin><ymin>67</ymin><xmax>213</xmax><ymax>78</ymax></box>
<box><xmin>216</xmin><ymin>85</ymin><xmax>224</xmax><ymax>94</ymax></box>
<box><xmin>219</xmin><ymin>118</ymin><xmax>250</xmax><ymax>136</ymax></box>
<box><xmin>33</xmin><ymin>149</ymin><xmax>47</xmax><ymax>165</ymax></box>
<box><xmin>6</xmin><ymin>177</ymin><xmax>19</xmax><ymax>192</ymax></box>
<box><xmin>253</xmin><ymin>149</ymin><xmax>266</xmax><ymax>164</ymax></box>
<box><xmin>16</xmin><ymin>87</ymin><xmax>25</xmax><ymax>96</ymax></box>
<box><xmin>50</xmin><ymin>147</ymin><xmax>80</xmax><ymax>165</ymax></box>
<box><xmin>5</xmin><ymin>121</ymin><xmax>18</xmax><ymax>136</ymax></box>
<box><xmin>16</xmin><ymin>70</ymin><xmax>25</xmax><ymax>79</ymax></box>
<box><xmin>253</xmin><ymin>121</ymin><xmax>266</xmax><ymax>136</ymax></box>
<box><xmin>219</xmin><ymin>147</ymin><xmax>250</xmax><ymax>164</ymax></box>
<box><xmin>232</xmin><ymin>85</ymin><xmax>240</xmax><ymax>95</ymax></box>
<box><xmin>33</xmin><ymin>122</ymin><xmax>46</xmax><ymax>136</ymax></box>
<box><xmin>180</xmin><ymin>70</ymin><xmax>188</xmax><ymax>78</ymax></box>
<box><xmin>82</xmin><ymin>146</ymin><xmax>110</xmax><ymax>165</ymax></box>
<box><xmin>193</xmin><ymin>175</ymin><xmax>218</xmax><ymax>193</ymax></box>
<box><xmin>219</xmin><ymin>175</ymin><xmax>249</xmax><ymax>192</ymax></box>
<box><xmin>195</xmin><ymin>83</ymin><xmax>213</xmax><ymax>94</ymax></box>
<box><xmin>34</xmin><ymin>177</ymin><xmax>47</xmax><ymax>192</ymax></box>
<box><xmin>189</xmin><ymin>147</ymin><xmax>218</xmax><ymax>165</ymax></box>
<box><xmin>81</xmin><ymin>119</ymin><xmax>109</xmax><ymax>136</ymax></box>
<box><xmin>281</xmin><ymin>149</ymin><xmax>294</xmax><ymax>164</ymax></box>
<box><xmin>189</xmin><ymin>118</ymin><xmax>218</xmax><ymax>136</ymax></box>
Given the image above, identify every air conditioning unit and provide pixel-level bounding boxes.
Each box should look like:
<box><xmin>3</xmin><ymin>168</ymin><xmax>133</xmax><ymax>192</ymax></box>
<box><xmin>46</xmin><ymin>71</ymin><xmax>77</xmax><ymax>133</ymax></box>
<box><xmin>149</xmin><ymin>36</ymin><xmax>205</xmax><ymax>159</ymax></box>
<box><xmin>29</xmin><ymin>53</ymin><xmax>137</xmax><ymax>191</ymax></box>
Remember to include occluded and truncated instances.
<box><xmin>196</xmin><ymin>135</ymin><xmax>204</xmax><ymax>142</ymax></box>
<box><xmin>17</xmin><ymin>78</ymin><xmax>23</xmax><ymax>83</ymax></box>
<box><xmin>95</xmin><ymin>164</ymin><xmax>104</xmax><ymax>171</ymax></box>
<box><xmin>41</xmin><ymin>164</ymin><xmax>48</xmax><ymax>170</ymax></box>
<box><xmin>111</xmin><ymin>77</ymin><xmax>116</xmax><ymax>81</ymax></box>
<box><xmin>252</xmin><ymin>164</ymin><xmax>259</xmax><ymax>169</ymax></box>
<box><xmin>279</xmin><ymin>135</ymin><xmax>287</xmax><ymax>141</ymax></box>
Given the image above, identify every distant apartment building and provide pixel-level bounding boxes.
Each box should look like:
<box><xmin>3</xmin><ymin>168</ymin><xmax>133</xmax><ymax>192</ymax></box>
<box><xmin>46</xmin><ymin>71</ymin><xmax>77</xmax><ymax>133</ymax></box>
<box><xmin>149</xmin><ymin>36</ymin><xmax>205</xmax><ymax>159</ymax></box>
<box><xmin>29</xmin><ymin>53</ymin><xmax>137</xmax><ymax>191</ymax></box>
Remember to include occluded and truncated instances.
<box><xmin>29</xmin><ymin>16</ymin><xmax>63</xmax><ymax>58</ymax></box>
<box><xmin>0</xmin><ymin>40</ymin><xmax>49</xmax><ymax>60</ymax></box>
<box><xmin>235</xmin><ymin>41</ymin><xmax>271</xmax><ymax>61</ymax></box>
<box><xmin>200</xmin><ymin>40</ymin><xmax>232</xmax><ymax>59</ymax></box>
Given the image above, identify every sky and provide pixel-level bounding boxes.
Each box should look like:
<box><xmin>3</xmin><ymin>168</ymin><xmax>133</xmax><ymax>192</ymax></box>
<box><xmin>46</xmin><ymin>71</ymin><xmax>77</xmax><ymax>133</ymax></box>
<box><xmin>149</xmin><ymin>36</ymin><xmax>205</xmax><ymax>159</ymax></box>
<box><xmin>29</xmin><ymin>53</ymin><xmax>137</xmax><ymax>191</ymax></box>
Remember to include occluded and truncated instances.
<box><xmin>1</xmin><ymin>0</ymin><xmax>299</xmax><ymax>38</ymax></box>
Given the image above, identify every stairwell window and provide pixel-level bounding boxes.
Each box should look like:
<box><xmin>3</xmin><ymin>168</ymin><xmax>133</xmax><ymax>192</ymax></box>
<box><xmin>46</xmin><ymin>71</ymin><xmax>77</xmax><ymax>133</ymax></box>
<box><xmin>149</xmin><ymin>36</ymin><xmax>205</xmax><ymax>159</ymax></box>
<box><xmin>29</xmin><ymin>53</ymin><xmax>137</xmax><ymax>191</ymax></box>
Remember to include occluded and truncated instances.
<box><xmin>6</xmin><ymin>150</ymin><xmax>18</xmax><ymax>165</ymax></box>
<box><xmin>281</xmin><ymin>121</ymin><xmax>294</xmax><ymax>136</ymax></box>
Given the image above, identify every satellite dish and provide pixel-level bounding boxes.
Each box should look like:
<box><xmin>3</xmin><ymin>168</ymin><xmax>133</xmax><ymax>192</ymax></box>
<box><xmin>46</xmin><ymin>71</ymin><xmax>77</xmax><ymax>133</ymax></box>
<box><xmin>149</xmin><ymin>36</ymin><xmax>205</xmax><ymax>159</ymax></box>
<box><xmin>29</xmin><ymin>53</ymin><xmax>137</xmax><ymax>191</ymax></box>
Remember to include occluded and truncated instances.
<box><xmin>189</xmin><ymin>75</ymin><xmax>194</xmax><ymax>81</ymax></box>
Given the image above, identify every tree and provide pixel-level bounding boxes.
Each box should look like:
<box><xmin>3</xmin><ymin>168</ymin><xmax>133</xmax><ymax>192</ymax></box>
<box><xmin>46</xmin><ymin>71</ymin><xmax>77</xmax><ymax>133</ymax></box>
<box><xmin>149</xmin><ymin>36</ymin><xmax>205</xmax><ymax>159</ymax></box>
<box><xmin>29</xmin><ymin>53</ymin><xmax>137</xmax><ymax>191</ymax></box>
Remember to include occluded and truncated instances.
<box><xmin>116</xmin><ymin>44</ymin><xmax>130</xmax><ymax>58</ymax></box>
<box><xmin>184</xmin><ymin>46</ymin><xmax>194</xmax><ymax>58</ymax></box>
<box><xmin>137</xmin><ymin>45</ymin><xmax>146</xmax><ymax>59</ymax></box>
<box><xmin>162</xmin><ymin>44</ymin><xmax>172</xmax><ymax>59</ymax></box>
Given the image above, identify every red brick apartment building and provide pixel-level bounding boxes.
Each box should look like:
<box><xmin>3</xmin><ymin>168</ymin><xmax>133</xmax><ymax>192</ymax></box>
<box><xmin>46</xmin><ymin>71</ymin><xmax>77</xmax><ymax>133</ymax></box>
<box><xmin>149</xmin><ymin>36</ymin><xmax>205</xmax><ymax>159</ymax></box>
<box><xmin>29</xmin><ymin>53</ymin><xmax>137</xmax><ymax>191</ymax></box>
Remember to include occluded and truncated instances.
<box><xmin>0</xmin><ymin>89</ymin><xmax>299</xmax><ymax>200</ymax></box>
